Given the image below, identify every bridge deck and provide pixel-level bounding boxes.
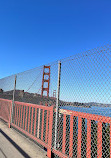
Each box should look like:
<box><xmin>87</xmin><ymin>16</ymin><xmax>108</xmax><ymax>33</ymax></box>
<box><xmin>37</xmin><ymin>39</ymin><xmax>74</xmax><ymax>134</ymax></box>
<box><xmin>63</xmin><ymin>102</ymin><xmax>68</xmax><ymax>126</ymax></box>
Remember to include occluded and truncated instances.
<box><xmin>0</xmin><ymin>120</ymin><xmax>47</xmax><ymax>158</ymax></box>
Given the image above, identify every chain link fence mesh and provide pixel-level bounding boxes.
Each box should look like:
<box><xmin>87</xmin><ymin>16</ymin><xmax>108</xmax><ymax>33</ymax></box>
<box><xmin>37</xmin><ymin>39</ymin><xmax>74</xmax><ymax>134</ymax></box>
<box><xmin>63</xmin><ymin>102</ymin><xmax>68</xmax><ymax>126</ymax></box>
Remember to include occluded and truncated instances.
<box><xmin>13</xmin><ymin>61</ymin><xmax>58</xmax><ymax>106</ymax></box>
<box><xmin>0</xmin><ymin>75</ymin><xmax>15</xmax><ymax>100</ymax></box>
<box><xmin>53</xmin><ymin>44</ymin><xmax>111</xmax><ymax>158</ymax></box>
<box><xmin>0</xmin><ymin>44</ymin><xmax>111</xmax><ymax>158</ymax></box>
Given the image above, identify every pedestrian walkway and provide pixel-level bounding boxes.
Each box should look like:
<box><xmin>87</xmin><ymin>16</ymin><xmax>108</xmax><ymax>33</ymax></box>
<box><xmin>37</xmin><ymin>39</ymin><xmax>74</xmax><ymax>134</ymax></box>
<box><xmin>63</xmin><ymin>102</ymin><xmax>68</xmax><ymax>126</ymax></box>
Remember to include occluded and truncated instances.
<box><xmin>0</xmin><ymin>120</ymin><xmax>47</xmax><ymax>158</ymax></box>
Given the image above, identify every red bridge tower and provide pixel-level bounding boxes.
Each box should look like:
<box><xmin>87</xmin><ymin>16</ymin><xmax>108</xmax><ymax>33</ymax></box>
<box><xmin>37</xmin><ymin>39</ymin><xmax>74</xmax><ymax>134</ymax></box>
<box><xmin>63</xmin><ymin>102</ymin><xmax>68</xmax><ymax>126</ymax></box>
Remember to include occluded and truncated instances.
<box><xmin>41</xmin><ymin>66</ymin><xmax>50</xmax><ymax>98</ymax></box>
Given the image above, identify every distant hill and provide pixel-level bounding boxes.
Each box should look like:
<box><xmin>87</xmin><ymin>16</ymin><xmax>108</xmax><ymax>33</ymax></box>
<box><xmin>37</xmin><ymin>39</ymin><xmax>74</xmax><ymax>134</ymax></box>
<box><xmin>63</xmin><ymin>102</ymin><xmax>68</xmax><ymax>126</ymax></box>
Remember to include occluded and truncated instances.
<box><xmin>85</xmin><ymin>102</ymin><xmax>111</xmax><ymax>107</ymax></box>
<box><xmin>0</xmin><ymin>89</ymin><xmax>90</xmax><ymax>107</ymax></box>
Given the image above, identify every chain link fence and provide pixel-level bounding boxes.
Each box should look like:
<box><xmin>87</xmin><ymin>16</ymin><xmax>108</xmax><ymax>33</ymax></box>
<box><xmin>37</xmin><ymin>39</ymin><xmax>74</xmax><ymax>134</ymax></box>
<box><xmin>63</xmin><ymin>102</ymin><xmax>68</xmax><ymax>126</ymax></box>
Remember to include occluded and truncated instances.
<box><xmin>53</xmin><ymin>44</ymin><xmax>111</xmax><ymax>158</ymax></box>
<box><xmin>0</xmin><ymin>44</ymin><xmax>111</xmax><ymax>158</ymax></box>
<box><xmin>0</xmin><ymin>75</ymin><xmax>15</xmax><ymax>100</ymax></box>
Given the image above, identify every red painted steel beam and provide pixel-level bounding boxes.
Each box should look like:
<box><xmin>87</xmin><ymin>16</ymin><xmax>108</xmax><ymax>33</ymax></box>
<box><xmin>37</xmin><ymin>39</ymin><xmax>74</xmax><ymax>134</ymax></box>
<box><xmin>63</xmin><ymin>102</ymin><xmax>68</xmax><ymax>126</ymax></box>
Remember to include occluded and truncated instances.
<box><xmin>87</xmin><ymin>119</ymin><xmax>91</xmax><ymax>158</ymax></box>
<box><xmin>25</xmin><ymin>106</ymin><xmax>28</xmax><ymax>131</ymax></box>
<box><xmin>97</xmin><ymin>121</ymin><xmax>102</xmax><ymax>158</ymax></box>
<box><xmin>20</xmin><ymin>105</ymin><xmax>23</xmax><ymax>128</ymax></box>
<box><xmin>34</xmin><ymin>108</ymin><xmax>37</xmax><ymax>136</ymax></box>
<box><xmin>69</xmin><ymin>115</ymin><xmax>73</xmax><ymax>158</ymax></box>
<box><xmin>45</xmin><ymin>111</ymin><xmax>49</xmax><ymax>143</ymax></box>
<box><xmin>110</xmin><ymin>123</ymin><xmax>111</xmax><ymax>157</ymax></box>
<box><xmin>77</xmin><ymin>117</ymin><xmax>82</xmax><ymax>158</ymax></box>
<box><xmin>62</xmin><ymin>114</ymin><xmax>66</xmax><ymax>154</ymax></box>
<box><xmin>31</xmin><ymin>107</ymin><xmax>34</xmax><ymax>135</ymax></box>
<box><xmin>37</xmin><ymin>108</ymin><xmax>41</xmax><ymax>138</ymax></box>
<box><xmin>23</xmin><ymin>106</ymin><xmax>25</xmax><ymax>129</ymax></box>
<box><xmin>14</xmin><ymin>101</ymin><xmax>52</xmax><ymax>110</ymax></box>
<box><xmin>0</xmin><ymin>116</ymin><xmax>9</xmax><ymax>123</ymax></box>
<box><xmin>0</xmin><ymin>98</ymin><xmax>12</xmax><ymax>103</ymax></box>
<box><xmin>59</xmin><ymin>109</ymin><xmax>111</xmax><ymax>124</ymax></box>
<box><xmin>8</xmin><ymin>102</ymin><xmax>12</xmax><ymax>128</ymax></box>
<box><xmin>18</xmin><ymin>105</ymin><xmax>21</xmax><ymax>127</ymax></box>
<box><xmin>47</xmin><ymin>106</ymin><xmax>54</xmax><ymax>158</ymax></box>
<box><xmin>17</xmin><ymin>105</ymin><xmax>19</xmax><ymax>126</ymax></box>
<box><xmin>41</xmin><ymin>109</ymin><xmax>44</xmax><ymax>141</ymax></box>
<box><xmin>28</xmin><ymin>106</ymin><xmax>31</xmax><ymax>133</ymax></box>
<box><xmin>14</xmin><ymin>105</ymin><xmax>16</xmax><ymax>125</ymax></box>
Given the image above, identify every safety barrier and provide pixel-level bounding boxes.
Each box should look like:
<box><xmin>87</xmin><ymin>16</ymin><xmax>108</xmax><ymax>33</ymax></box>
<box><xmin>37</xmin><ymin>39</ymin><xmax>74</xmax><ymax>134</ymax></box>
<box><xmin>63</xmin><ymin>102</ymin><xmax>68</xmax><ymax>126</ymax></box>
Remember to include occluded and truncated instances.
<box><xmin>12</xmin><ymin>101</ymin><xmax>54</xmax><ymax>157</ymax></box>
<box><xmin>55</xmin><ymin>109</ymin><xmax>111</xmax><ymax>158</ymax></box>
<box><xmin>0</xmin><ymin>98</ymin><xmax>111</xmax><ymax>158</ymax></box>
<box><xmin>0</xmin><ymin>98</ymin><xmax>54</xmax><ymax>157</ymax></box>
<box><xmin>0</xmin><ymin>98</ymin><xmax>12</xmax><ymax>128</ymax></box>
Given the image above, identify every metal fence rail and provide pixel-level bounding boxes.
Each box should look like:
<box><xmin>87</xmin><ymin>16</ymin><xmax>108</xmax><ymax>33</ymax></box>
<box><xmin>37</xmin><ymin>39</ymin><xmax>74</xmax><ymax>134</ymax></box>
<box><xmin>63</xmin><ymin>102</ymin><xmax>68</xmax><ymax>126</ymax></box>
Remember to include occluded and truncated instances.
<box><xmin>0</xmin><ymin>98</ymin><xmax>111</xmax><ymax>158</ymax></box>
<box><xmin>0</xmin><ymin>44</ymin><xmax>111</xmax><ymax>158</ymax></box>
<box><xmin>0</xmin><ymin>98</ymin><xmax>12</xmax><ymax>128</ymax></box>
<box><xmin>11</xmin><ymin>101</ymin><xmax>54</xmax><ymax>157</ymax></box>
<box><xmin>0</xmin><ymin>98</ymin><xmax>54</xmax><ymax>157</ymax></box>
<box><xmin>57</xmin><ymin>108</ymin><xmax>111</xmax><ymax>158</ymax></box>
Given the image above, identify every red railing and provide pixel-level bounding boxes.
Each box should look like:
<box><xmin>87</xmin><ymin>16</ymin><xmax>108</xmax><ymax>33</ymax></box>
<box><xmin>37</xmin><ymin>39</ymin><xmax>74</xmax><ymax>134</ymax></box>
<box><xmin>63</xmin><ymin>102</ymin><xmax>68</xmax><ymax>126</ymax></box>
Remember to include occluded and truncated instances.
<box><xmin>57</xmin><ymin>109</ymin><xmax>111</xmax><ymax>158</ymax></box>
<box><xmin>11</xmin><ymin>101</ymin><xmax>54</xmax><ymax>158</ymax></box>
<box><xmin>0</xmin><ymin>98</ymin><xmax>54</xmax><ymax>158</ymax></box>
<box><xmin>0</xmin><ymin>98</ymin><xmax>111</xmax><ymax>158</ymax></box>
<box><xmin>0</xmin><ymin>98</ymin><xmax>12</xmax><ymax>128</ymax></box>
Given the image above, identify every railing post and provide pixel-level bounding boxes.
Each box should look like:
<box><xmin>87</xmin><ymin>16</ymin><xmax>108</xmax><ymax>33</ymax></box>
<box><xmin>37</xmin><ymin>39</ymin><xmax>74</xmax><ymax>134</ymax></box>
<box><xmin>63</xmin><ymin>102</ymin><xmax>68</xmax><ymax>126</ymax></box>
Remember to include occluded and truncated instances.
<box><xmin>110</xmin><ymin>121</ymin><xmax>111</xmax><ymax>157</ymax></box>
<box><xmin>54</xmin><ymin>61</ymin><xmax>61</xmax><ymax>149</ymax></box>
<box><xmin>77</xmin><ymin>117</ymin><xmax>82</xmax><ymax>158</ymax></box>
<box><xmin>87</xmin><ymin>119</ymin><xmax>91</xmax><ymax>158</ymax></box>
<box><xmin>37</xmin><ymin>108</ymin><xmax>41</xmax><ymax>138</ymax></box>
<box><xmin>8</xmin><ymin>101</ymin><xmax>12</xmax><ymax>128</ymax></box>
<box><xmin>11</xmin><ymin>75</ymin><xmax>17</xmax><ymax>127</ymax></box>
<box><xmin>69</xmin><ymin>115</ymin><xmax>73</xmax><ymax>157</ymax></box>
<box><xmin>62</xmin><ymin>114</ymin><xmax>66</xmax><ymax>154</ymax></box>
<box><xmin>47</xmin><ymin>106</ymin><xmax>54</xmax><ymax>158</ymax></box>
<box><xmin>97</xmin><ymin>121</ymin><xmax>102</xmax><ymax>158</ymax></box>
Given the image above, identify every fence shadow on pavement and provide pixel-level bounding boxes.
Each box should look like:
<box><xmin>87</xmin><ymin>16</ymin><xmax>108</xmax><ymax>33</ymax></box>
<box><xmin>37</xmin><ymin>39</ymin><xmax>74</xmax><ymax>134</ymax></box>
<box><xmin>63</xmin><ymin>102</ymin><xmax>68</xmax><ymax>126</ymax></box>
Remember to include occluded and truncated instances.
<box><xmin>0</xmin><ymin>129</ymin><xmax>30</xmax><ymax>158</ymax></box>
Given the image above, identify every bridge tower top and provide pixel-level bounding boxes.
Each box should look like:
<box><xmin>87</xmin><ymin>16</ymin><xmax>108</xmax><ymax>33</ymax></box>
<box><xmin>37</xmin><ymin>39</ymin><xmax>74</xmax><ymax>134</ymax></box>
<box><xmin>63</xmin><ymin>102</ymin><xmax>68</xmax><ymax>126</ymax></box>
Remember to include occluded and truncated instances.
<box><xmin>41</xmin><ymin>65</ymin><xmax>50</xmax><ymax>98</ymax></box>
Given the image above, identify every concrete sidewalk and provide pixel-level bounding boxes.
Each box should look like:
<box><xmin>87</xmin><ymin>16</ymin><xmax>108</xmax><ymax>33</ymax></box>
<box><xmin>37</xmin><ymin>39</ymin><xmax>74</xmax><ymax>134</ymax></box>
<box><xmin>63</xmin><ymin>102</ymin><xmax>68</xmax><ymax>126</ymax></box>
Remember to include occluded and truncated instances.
<box><xmin>0</xmin><ymin>120</ymin><xmax>47</xmax><ymax>158</ymax></box>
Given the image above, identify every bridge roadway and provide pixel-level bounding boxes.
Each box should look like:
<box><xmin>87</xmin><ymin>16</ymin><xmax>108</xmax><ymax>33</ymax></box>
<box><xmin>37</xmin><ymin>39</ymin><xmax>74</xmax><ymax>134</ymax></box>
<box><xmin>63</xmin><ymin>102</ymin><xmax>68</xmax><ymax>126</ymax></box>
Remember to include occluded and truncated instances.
<box><xmin>0</xmin><ymin>120</ymin><xmax>47</xmax><ymax>158</ymax></box>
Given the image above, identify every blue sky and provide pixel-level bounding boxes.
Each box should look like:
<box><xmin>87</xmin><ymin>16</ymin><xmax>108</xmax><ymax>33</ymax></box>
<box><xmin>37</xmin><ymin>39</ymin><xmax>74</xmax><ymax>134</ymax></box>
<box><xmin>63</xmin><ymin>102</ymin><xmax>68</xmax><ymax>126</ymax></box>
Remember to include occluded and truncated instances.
<box><xmin>0</xmin><ymin>0</ymin><xmax>111</xmax><ymax>78</ymax></box>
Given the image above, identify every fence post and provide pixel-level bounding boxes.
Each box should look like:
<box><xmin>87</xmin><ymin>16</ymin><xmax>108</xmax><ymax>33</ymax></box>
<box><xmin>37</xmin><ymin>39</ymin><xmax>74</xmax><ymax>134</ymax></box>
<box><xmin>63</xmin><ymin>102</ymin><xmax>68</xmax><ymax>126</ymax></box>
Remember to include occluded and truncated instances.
<box><xmin>8</xmin><ymin>100</ymin><xmax>12</xmax><ymax>128</ymax></box>
<box><xmin>54</xmin><ymin>61</ymin><xmax>61</xmax><ymax>149</ymax></box>
<box><xmin>11</xmin><ymin>75</ymin><xmax>17</xmax><ymax>126</ymax></box>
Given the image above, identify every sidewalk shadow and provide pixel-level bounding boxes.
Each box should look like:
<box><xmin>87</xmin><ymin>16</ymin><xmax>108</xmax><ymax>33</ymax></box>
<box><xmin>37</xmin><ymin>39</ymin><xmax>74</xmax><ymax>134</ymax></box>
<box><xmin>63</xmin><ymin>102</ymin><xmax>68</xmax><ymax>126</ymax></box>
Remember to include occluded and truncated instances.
<box><xmin>0</xmin><ymin>148</ymin><xmax>7</xmax><ymax>158</ymax></box>
<box><xmin>0</xmin><ymin>129</ymin><xmax>30</xmax><ymax>158</ymax></box>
